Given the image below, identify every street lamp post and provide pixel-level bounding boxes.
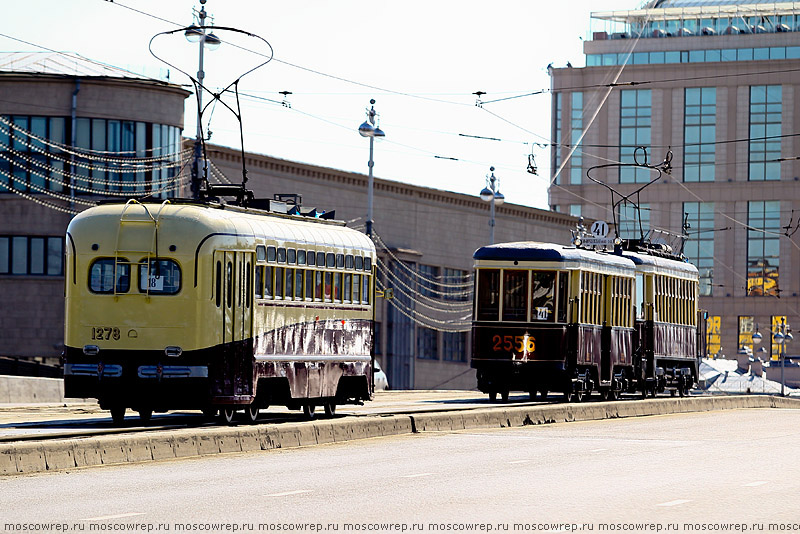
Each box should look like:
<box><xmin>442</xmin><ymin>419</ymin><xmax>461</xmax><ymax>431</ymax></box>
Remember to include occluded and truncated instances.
<box><xmin>185</xmin><ymin>0</ymin><xmax>221</xmax><ymax>199</ymax></box>
<box><xmin>358</xmin><ymin>99</ymin><xmax>385</xmax><ymax>238</ymax></box>
<box><xmin>479</xmin><ymin>166</ymin><xmax>505</xmax><ymax>245</ymax></box>
<box><xmin>753</xmin><ymin>320</ymin><xmax>792</xmax><ymax>396</ymax></box>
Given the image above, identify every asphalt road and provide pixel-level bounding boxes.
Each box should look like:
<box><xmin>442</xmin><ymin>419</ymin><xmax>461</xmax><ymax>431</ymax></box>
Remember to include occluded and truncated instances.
<box><xmin>2</xmin><ymin>408</ymin><xmax>799</xmax><ymax>532</ymax></box>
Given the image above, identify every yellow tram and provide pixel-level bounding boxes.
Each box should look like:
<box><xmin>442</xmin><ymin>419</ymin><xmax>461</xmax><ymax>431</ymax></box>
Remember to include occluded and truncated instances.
<box><xmin>64</xmin><ymin>199</ymin><xmax>376</xmax><ymax>424</ymax></box>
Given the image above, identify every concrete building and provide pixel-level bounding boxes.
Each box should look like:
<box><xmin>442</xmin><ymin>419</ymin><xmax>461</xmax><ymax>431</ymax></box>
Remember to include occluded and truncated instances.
<box><xmin>549</xmin><ymin>0</ymin><xmax>800</xmax><ymax>362</ymax></box>
<box><xmin>0</xmin><ymin>52</ymin><xmax>576</xmax><ymax>391</ymax></box>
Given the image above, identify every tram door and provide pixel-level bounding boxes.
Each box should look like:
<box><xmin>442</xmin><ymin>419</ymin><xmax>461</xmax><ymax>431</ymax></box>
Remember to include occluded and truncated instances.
<box><xmin>212</xmin><ymin>250</ymin><xmax>254</xmax><ymax>400</ymax></box>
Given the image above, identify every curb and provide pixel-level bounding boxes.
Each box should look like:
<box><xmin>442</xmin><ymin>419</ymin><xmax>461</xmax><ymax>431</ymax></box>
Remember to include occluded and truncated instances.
<box><xmin>2</xmin><ymin>395</ymin><xmax>798</xmax><ymax>476</ymax></box>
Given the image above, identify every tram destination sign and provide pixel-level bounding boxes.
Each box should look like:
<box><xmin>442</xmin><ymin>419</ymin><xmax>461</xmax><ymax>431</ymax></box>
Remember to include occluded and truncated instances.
<box><xmin>582</xmin><ymin>236</ymin><xmax>615</xmax><ymax>246</ymax></box>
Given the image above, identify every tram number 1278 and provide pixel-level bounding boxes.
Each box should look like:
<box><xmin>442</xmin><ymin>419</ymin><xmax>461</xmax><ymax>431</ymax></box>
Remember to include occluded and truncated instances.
<box><xmin>492</xmin><ymin>335</ymin><xmax>536</xmax><ymax>353</ymax></box>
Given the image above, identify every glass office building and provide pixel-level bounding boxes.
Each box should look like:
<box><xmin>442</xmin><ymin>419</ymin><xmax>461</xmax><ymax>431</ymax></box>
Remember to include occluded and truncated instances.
<box><xmin>549</xmin><ymin>0</ymin><xmax>800</xmax><ymax>360</ymax></box>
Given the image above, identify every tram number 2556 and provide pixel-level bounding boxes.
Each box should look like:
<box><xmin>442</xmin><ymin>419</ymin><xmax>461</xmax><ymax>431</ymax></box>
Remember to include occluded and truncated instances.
<box><xmin>492</xmin><ymin>335</ymin><xmax>535</xmax><ymax>353</ymax></box>
<box><xmin>91</xmin><ymin>327</ymin><xmax>120</xmax><ymax>341</ymax></box>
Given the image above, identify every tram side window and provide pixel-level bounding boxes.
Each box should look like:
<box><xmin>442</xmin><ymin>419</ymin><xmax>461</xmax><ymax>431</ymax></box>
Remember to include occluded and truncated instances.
<box><xmin>277</xmin><ymin>248</ymin><xmax>287</xmax><ymax>263</ymax></box>
<box><xmin>315</xmin><ymin>271</ymin><xmax>323</xmax><ymax>301</ymax></box>
<box><xmin>324</xmin><ymin>271</ymin><xmax>333</xmax><ymax>301</ymax></box>
<box><xmin>265</xmin><ymin>266</ymin><xmax>273</xmax><ymax>298</ymax></box>
<box><xmin>305</xmin><ymin>269</ymin><xmax>313</xmax><ymax>300</ymax></box>
<box><xmin>334</xmin><ymin>272</ymin><xmax>342</xmax><ymax>302</ymax></box>
<box><xmin>267</xmin><ymin>246</ymin><xmax>276</xmax><ymax>262</ymax></box>
<box><xmin>477</xmin><ymin>269</ymin><xmax>500</xmax><ymax>321</ymax></box>
<box><xmin>635</xmin><ymin>274</ymin><xmax>644</xmax><ymax>320</ymax></box>
<box><xmin>344</xmin><ymin>273</ymin><xmax>352</xmax><ymax>302</ymax></box>
<box><xmin>255</xmin><ymin>265</ymin><xmax>263</xmax><ymax>298</ymax></box>
<box><xmin>362</xmin><ymin>274</ymin><xmax>370</xmax><ymax>304</ymax></box>
<box><xmin>503</xmin><ymin>270</ymin><xmax>528</xmax><ymax>322</ymax></box>
<box><xmin>285</xmin><ymin>268</ymin><xmax>294</xmax><ymax>300</ymax></box>
<box><xmin>294</xmin><ymin>270</ymin><xmax>303</xmax><ymax>299</ymax></box>
<box><xmin>288</xmin><ymin>249</ymin><xmax>296</xmax><ymax>265</ymax></box>
<box><xmin>354</xmin><ymin>274</ymin><xmax>362</xmax><ymax>303</ymax></box>
<box><xmin>531</xmin><ymin>271</ymin><xmax>556</xmax><ymax>322</ymax></box>
<box><xmin>317</xmin><ymin>252</ymin><xmax>325</xmax><ymax>267</ymax></box>
<box><xmin>215</xmin><ymin>261</ymin><xmax>221</xmax><ymax>307</ymax></box>
<box><xmin>246</xmin><ymin>262</ymin><xmax>252</xmax><ymax>308</ymax></box>
<box><xmin>275</xmin><ymin>266</ymin><xmax>283</xmax><ymax>298</ymax></box>
<box><xmin>557</xmin><ymin>271</ymin><xmax>568</xmax><ymax>323</ymax></box>
<box><xmin>226</xmin><ymin>262</ymin><xmax>233</xmax><ymax>308</ymax></box>
<box><xmin>89</xmin><ymin>258</ymin><xmax>130</xmax><ymax>294</ymax></box>
<box><xmin>307</xmin><ymin>251</ymin><xmax>316</xmax><ymax>266</ymax></box>
<box><xmin>139</xmin><ymin>259</ymin><xmax>181</xmax><ymax>294</ymax></box>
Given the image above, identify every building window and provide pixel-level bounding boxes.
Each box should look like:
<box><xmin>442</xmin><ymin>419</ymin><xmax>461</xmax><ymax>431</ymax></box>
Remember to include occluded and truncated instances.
<box><xmin>0</xmin><ymin>236</ymin><xmax>63</xmax><ymax>276</ymax></box>
<box><xmin>738</xmin><ymin>316</ymin><xmax>754</xmax><ymax>354</ymax></box>
<box><xmin>568</xmin><ymin>204</ymin><xmax>582</xmax><ymax>217</ymax></box>
<box><xmin>569</xmin><ymin>92</ymin><xmax>584</xmax><ymax>185</ymax></box>
<box><xmin>443</xmin><ymin>268</ymin><xmax>469</xmax><ymax>301</ymax></box>
<box><xmin>749</xmin><ymin>86</ymin><xmax>781</xmax><ymax>181</ymax></box>
<box><xmin>417</xmin><ymin>327</ymin><xmax>438</xmax><ymax>360</ymax></box>
<box><xmin>683</xmin><ymin>202</ymin><xmax>714</xmax><ymax>296</ymax></box>
<box><xmin>0</xmin><ymin>115</ymin><xmax>182</xmax><ymax>198</ymax></box>
<box><xmin>683</xmin><ymin>88</ymin><xmax>716</xmax><ymax>182</ymax></box>
<box><xmin>746</xmin><ymin>201</ymin><xmax>780</xmax><ymax>297</ymax></box>
<box><xmin>418</xmin><ymin>264</ymin><xmax>440</xmax><ymax>298</ymax></box>
<box><xmin>442</xmin><ymin>332</ymin><xmax>467</xmax><ymax>362</ymax></box>
<box><xmin>618</xmin><ymin>203</ymin><xmax>649</xmax><ymax>240</ymax></box>
<box><xmin>552</xmin><ymin>92</ymin><xmax>562</xmax><ymax>185</ymax></box>
<box><xmin>619</xmin><ymin>89</ymin><xmax>652</xmax><ymax>183</ymax></box>
<box><xmin>707</xmin><ymin>315</ymin><xmax>721</xmax><ymax>358</ymax></box>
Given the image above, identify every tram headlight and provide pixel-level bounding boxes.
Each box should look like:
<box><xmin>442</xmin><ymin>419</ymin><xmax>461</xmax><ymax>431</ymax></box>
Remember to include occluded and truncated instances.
<box><xmin>165</xmin><ymin>346</ymin><xmax>183</xmax><ymax>358</ymax></box>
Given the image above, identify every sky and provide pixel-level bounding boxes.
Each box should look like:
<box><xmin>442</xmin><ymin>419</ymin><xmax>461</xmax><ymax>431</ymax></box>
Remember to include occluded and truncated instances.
<box><xmin>2</xmin><ymin>0</ymin><xmax>639</xmax><ymax>210</ymax></box>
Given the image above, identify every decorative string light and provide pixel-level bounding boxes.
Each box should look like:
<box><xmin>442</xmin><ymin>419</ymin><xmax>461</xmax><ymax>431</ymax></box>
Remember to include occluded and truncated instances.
<box><xmin>0</xmin><ymin>116</ymin><xmax>190</xmax><ymax>164</ymax></box>
<box><xmin>0</xmin><ymin>144</ymin><xmax>191</xmax><ymax>190</ymax></box>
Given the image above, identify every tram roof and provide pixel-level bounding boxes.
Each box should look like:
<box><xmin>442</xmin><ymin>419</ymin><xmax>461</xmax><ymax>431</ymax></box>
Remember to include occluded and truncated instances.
<box><xmin>473</xmin><ymin>242</ymin><xmax>634</xmax><ymax>269</ymax></box>
<box><xmin>622</xmin><ymin>250</ymin><xmax>699</xmax><ymax>276</ymax></box>
<box><xmin>69</xmin><ymin>201</ymin><xmax>375</xmax><ymax>254</ymax></box>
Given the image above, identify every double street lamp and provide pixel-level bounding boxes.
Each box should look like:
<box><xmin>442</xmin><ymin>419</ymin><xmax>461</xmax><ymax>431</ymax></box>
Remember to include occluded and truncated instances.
<box><xmin>358</xmin><ymin>99</ymin><xmax>385</xmax><ymax>238</ymax></box>
<box><xmin>753</xmin><ymin>319</ymin><xmax>793</xmax><ymax>396</ymax></box>
<box><xmin>479</xmin><ymin>166</ymin><xmax>505</xmax><ymax>245</ymax></box>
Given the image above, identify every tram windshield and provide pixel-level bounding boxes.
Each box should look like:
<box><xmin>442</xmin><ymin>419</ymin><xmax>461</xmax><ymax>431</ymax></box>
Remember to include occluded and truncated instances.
<box><xmin>502</xmin><ymin>270</ymin><xmax>528</xmax><ymax>321</ymax></box>
<box><xmin>477</xmin><ymin>269</ymin><xmax>500</xmax><ymax>321</ymax></box>
<box><xmin>531</xmin><ymin>271</ymin><xmax>556</xmax><ymax>322</ymax></box>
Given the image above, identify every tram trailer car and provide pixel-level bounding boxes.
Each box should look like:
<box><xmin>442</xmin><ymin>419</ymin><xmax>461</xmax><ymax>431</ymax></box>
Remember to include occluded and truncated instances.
<box><xmin>471</xmin><ymin>241</ymin><xmax>704</xmax><ymax>402</ymax></box>
<box><xmin>64</xmin><ymin>200</ymin><xmax>376</xmax><ymax>424</ymax></box>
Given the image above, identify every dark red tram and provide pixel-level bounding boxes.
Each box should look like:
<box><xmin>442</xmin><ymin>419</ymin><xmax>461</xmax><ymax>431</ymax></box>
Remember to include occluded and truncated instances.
<box><xmin>471</xmin><ymin>241</ymin><xmax>705</xmax><ymax>402</ymax></box>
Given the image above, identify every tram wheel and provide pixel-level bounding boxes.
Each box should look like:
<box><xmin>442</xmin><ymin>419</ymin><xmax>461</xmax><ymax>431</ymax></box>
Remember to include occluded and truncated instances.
<box><xmin>303</xmin><ymin>404</ymin><xmax>316</xmax><ymax>419</ymax></box>
<box><xmin>219</xmin><ymin>407</ymin><xmax>235</xmax><ymax>425</ymax></box>
<box><xmin>246</xmin><ymin>404</ymin><xmax>260</xmax><ymax>423</ymax></box>
<box><xmin>202</xmin><ymin>407</ymin><xmax>218</xmax><ymax>419</ymax></box>
<box><xmin>110</xmin><ymin>406</ymin><xmax>125</xmax><ymax>426</ymax></box>
<box><xmin>600</xmin><ymin>389</ymin><xmax>610</xmax><ymax>401</ymax></box>
<box><xmin>500</xmin><ymin>391</ymin><xmax>510</xmax><ymax>402</ymax></box>
<box><xmin>539</xmin><ymin>390</ymin><xmax>548</xmax><ymax>401</ymax></box>
<box><xmin>489</xmin><ymin>391</ymin><xmax>497</xmax><ymax>402</ymax></box>
<box><xmin>574</xmin><ymin>389</ymin><xmax>584</xmax><ymax>403</ymax></box>
<box><xmin>608</xmin><ymin>389</ymin><xmax>619</xmax><ymax>401</ymax></box>
<box><xmin>137</xmin><ymin>409</ymin><xmax>152</xmax><ymax>425</ymax></box>
<box><xmin>564</xmin><ymin>391</ymin><xmax>574</xmax><ymax>403</ymax></box>
<box><xmin>324</xmin><ymin>403</ymin><xmax>336</xmax><ymax>417</ymax></box>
